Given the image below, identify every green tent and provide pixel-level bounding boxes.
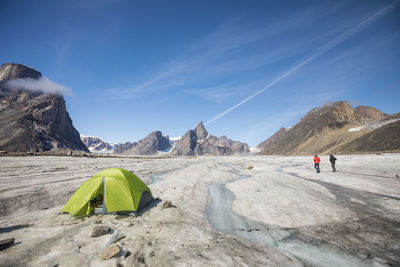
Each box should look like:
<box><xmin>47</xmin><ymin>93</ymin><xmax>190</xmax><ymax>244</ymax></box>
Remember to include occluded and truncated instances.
<box><xmin>62</xmin><ymin>168</ymin><xmax>153</xmax><ymax>216</ymax></box>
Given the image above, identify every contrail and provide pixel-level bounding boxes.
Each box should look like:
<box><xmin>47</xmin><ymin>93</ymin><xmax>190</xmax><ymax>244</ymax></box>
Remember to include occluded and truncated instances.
<box><xmin>205</xmin><ymin>1</ymin><xmax>399</xmax><ymax>125</ymax></box>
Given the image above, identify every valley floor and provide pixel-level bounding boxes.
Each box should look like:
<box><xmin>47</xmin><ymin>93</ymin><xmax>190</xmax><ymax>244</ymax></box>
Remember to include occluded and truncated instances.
<box><xmin>0</xmin><ymin>154</ymin><xmax>399</xmax><ymax>266</ymax></box>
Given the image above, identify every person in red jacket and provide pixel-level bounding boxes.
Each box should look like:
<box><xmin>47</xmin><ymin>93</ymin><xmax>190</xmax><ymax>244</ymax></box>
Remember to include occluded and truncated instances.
<box><xmin>314</xmin><ymin>154</ymin><xmax>321</xmax><ymax>173</ymax></box>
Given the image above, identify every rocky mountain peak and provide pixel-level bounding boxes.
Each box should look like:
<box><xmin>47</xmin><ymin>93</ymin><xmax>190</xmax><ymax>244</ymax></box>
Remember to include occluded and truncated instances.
<box><xmin>195</xmin><ymin>121</ymin><xmax>208</xmax><ymax>139</ymax></box>
<box><xmin>121</xmin><ymin>130</ymin><xmax>171</xmax><ymax>155</ymax></box>
<box><xmin>259</xmin><ymin>100</ymin><xmax>399</xmax><ymax>155</ymax></box>
<box><xmin>301</xmin><ymin>101</ymin><xmax>361</xmax><ymax>132</ymax></box>
<box><xmin>81</xmin><ymin>135</ymin><xmax>114</xmax><ymax>153</ymax></box>
<box><xmin>171</xmin><ymin>122</ymin><xmax>249</xmax><ymax>156</ymax></box>
<box><xmin>354</xmin><ymin>106</ymin><xmax>388</xmax><ymax>122</ymax></box>
<box><xmin>0</xmin><ymin>63</ymin><xmax>42</xmax><ymax>82</ymax></box>
<box><xmin>0</xmin><ymin>63</ymin><xmax>88</xmax><ymax>153</ymax></box>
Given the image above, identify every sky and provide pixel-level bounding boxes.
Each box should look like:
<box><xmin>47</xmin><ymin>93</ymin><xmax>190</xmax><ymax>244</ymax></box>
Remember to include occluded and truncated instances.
<box><xmin>0</xmin><ymin>0</ymin><xmax>399</xmax><ymax>146</ymax></box>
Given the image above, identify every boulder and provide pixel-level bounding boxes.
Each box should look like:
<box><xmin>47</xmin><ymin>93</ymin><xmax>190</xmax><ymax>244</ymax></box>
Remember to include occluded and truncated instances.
<box><xmin>100</xmin><ymin>244</ymin><xmax>120</xmax><ymax>260</ymax></box>
<box><xmin>91</xmin><ymin>225</ymin><xmax>111</xmax><ymax>237</ymax></box>
<box><xmin>0</xmin><ymin>238</ymin><xmax>15</xmax><ymax>251</ymax></box>
<box><xmin>163</xmin><ymin>200</ymin><xmax>173</xmax><ymax>209</ymax></box>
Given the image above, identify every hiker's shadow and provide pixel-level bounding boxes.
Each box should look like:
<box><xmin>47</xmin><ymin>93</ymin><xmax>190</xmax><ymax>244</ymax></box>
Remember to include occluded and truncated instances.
<box><xmin>137</xmin><ymin>198</ymin><xmax>162</xmax><ymax>216</ymax></box>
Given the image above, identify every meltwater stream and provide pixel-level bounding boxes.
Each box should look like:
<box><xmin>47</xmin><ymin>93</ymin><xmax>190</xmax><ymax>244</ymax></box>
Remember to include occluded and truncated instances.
<box><xmin>150</xmin><ymin>172</ymin><xmax>167</xmax><ymax>184</ymax></box>
<box><xmin>206</xmin><ymin>171</ymin><xmax>369</xmax><ymax>267</ymax></box>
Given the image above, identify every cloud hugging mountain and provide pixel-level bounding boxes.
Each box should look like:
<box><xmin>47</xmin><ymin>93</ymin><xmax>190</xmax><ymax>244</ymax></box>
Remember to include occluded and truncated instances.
<box><xmin>0</xmin><ymin>63</ymin><xmax>87</xmax><ymax>152</ymax></box>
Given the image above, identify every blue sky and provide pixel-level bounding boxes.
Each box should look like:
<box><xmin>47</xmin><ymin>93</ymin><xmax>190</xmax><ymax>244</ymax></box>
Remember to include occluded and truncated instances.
<box><xmin>1</xmin><ymin>0</ymin><xmax>399</xmax><ymax>146</ymax></box>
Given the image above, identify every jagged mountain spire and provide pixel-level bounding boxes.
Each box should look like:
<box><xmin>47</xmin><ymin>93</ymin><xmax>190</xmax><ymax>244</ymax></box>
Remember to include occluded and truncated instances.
<box><xmin>195</xmin><ymin>121</ymin><xmax>208</xmax><ymax>139</ymax></box>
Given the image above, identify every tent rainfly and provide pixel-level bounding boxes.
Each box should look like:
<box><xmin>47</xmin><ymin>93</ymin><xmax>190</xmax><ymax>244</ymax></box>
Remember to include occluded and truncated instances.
<box><xmin>62</xmin><ymin>168</ymin><xmax>153</xmax><ymax>216</ymax></box>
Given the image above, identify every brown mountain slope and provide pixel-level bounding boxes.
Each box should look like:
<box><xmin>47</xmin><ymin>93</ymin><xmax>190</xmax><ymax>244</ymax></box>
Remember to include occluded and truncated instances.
<box><xmin>260</xmin><ymin>101</ymin><xmax>362</xmax><ymax>155</ymax></box>
<box><xmin>354</xmin><ymin>106</ymin><xmax>388</xmax><ymax>122</ymax></box>
<box><xmin>336</xmin><ymin>120</ymin><xmax>400</xmax><ymax>153</ymax></box>
<box><xmin>259</xmin><ymin>101</ymin><xmax>398</xmax><ymax>155</ymax></box>
<box><xmin>256</xmin><ymin>127</ymin><xmax>287</xmax><ymax>150</ymax></box>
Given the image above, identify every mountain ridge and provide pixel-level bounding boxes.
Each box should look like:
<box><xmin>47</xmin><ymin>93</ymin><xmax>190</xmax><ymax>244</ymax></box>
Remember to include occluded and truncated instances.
<box><xmin>258</xmin><ymin>101</ymin><xmax>398</xmax><ymax>155</ymax></box>
<box><xmin>171</xmin><ymin>121</ymin><xmax>250</xmax><ymax>156</ymax></box>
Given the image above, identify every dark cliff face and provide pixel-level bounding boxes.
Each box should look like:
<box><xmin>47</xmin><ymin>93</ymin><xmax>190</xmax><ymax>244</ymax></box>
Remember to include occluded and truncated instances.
<box><xmin>0</xmin><ymin>63</ymin><xmax>89</xmax><ymax>152</ymax></box>
<box><xmin>0</xmin><ymin>63</ymin><xmax>42</xmax><ymax>82</ymax></box>
<box><xmin>171</xmin><ymin>130</ymin><xmax>198</xmax><ymax>156</ymax></box>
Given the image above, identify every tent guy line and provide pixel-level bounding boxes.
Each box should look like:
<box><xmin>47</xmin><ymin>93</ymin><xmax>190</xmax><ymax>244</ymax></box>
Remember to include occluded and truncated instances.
<box><xmin>204</xmin><ymin>1</ymin><xmax>399</xmax><ymax>126</ymax></box>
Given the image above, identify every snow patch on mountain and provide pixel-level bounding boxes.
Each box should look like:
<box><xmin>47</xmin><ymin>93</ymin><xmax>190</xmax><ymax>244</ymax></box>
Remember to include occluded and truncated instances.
<box><xmin>348</xmin><ymin>118</ymin><xmax>400</xmax><ymax>132</ymax></box>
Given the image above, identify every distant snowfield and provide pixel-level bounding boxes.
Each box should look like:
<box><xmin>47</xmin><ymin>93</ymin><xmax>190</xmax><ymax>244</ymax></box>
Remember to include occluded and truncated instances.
<box><xmin>0</xmin><ymin>154</ymin><xmax>399</xmax><ymax>266</ymax></box>
<box><xmin>348</xmin><ymin>118</ymin><xmax>400</xmax><ymax>132</ymax></box>
<box><xmin>249</xmin><ymin>146</ymin><xmax>261</xmax><ymax>153</ymax></box>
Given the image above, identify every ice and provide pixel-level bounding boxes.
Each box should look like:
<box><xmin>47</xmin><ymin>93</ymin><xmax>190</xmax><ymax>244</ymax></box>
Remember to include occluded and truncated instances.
<box><xmin>0</xmin><ymin>154</ymin><xmax>399</xmax><ymax>266</ymax></box>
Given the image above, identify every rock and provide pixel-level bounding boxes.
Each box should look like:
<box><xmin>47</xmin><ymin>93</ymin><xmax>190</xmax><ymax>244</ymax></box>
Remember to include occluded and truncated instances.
<box><xmin>396</xmin><ymin>174</ymin><xmax>399</xmax><ymax>178</ymax></box>
<box><xmin>248</xmin><ymin>165</ymin><xmax>254</xmax><ymax>170</ymax></box>
<box><xmin>137</xmin><ymin>255</ymin><xmax>145</xmax><ymax>263</ymax></box>
<box><xmin>91</xmin><ymin>225</ymin><xmax>111</xmax><ymax>237</ymax></box>
<box><xmin>94</xmin><ymin>219</ymin><xmax>102</xmax><ymax>224</ymax></box>
<box><xmin>99</xmin><ymin>244</ymin><xmax>120</xmax><ymax>260</ymax></box>
<box><xmin>149</xmin><ymin>251</ymin><xmax>155</xmax><ymax>257</ymax></box>
<box><xmin>0</xmin><ymin>238</ymin><xmax>15</xmax><ymax>251</ymax></box>
<box><xmin>163</xmin><ymin>200</ymin><xmax>172</xmax><ymax>209</ymax></box>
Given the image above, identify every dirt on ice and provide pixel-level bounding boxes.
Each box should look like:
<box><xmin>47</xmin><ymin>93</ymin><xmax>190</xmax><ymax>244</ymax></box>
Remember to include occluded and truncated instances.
<box><xmin>0</xmin><ymin>154</ymin><xmax>399</xmax><ymax>266</ymax></box>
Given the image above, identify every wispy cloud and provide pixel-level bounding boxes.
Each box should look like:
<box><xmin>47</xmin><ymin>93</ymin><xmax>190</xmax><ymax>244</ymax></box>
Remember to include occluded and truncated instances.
<box><xmin>205</xmin><ymin>1</ymin><xmax>400</xmax><ymax>125</ymax></box>
<box><xmin>5</xmin><ymin>77</ymin><xmax>72</xmax><ymax>95</ymax></box>
<box><xmin>106</xmin><ymin>7</ymin><xmax>335</xmax><ymax>100</ymax></box>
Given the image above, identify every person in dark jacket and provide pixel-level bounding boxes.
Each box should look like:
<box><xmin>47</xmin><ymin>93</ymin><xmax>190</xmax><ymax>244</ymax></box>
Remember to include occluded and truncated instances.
<box><xmin>314</xmin><ymin>154</ymin><xmax>321</xmax><ymax>173</ymax></box>
<box><xmin>329</xmin><ymin>154</ymin><xmax>337</xmax><ymax>172</ymax></box>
